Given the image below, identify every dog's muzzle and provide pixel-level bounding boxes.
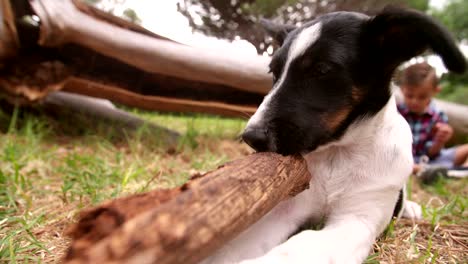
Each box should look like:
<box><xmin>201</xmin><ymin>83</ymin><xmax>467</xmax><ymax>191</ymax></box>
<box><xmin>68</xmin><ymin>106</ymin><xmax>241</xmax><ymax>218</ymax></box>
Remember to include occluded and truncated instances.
<box><xmin>242</xmin><ymin>127</ymin><xmax>270</xmax><ymax>152</ymax></box>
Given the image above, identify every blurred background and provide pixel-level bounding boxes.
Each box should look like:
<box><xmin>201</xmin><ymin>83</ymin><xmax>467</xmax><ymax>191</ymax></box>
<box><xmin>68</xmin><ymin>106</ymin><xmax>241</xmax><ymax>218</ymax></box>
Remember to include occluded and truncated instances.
<box><xmin>0</xmin><ymin>1</ymin><xmax>466</xmax><ymax>263</ymax></box>
<box><xmin>88</xmin><ymin>0</ymin><xmax>468</xmax><ymax>104</ymax></box>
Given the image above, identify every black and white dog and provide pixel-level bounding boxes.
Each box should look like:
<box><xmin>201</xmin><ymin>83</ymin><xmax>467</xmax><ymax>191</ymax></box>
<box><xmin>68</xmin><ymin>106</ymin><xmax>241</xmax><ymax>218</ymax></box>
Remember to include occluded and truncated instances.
<box><xmin>202</xmin><ymin>6</ymin><xmax>466</xmax><ymax>264</ymax></box>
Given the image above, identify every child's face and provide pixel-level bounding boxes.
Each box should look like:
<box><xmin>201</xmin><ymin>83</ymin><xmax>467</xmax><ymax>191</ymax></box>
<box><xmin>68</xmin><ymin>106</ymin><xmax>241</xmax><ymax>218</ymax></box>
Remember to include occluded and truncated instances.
<box><xmin>401</xmin><ymin>79</ymin><xmax>439</xmax><ymax>114</ymax></box>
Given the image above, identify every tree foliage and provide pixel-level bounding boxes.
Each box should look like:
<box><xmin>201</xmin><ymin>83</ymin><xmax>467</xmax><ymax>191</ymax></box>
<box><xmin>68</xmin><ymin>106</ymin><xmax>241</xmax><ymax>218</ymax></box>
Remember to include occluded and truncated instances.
<box><xmin>85</xmin><ymin>0</ymin><xmax>141</xmax><ymax>24</ymax></box>
<box><xmin>177</xmin><ymin>0</ymin><xmax>429</xmax><ymax>54</ymax></box>
<box><xmin>431</xmin><ymin>0</ymin><xmax>468</xmax><ymax>42</ymax></box>
<box><xmin>122</xmin><ymin>8</ymin><xmax>141</xmax><ymax>24</ymax></box>
<box><xmin>430</xmin><ymin>0</ymin><xmax>468</xmax><ymax>103</ymax></box>
<box><xmin>438</xmin><ymin>72</ymin><xmax>468</xmax><ymax>104</ymax></box>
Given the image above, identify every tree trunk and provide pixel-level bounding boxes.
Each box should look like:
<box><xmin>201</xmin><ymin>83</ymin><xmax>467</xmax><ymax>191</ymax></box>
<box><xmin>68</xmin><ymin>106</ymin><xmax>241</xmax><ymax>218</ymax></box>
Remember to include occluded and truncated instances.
<box><xmin>42</xmin><ymin>91</ymin><xmax>180</xmax><ymax>146</ymax></box>
<box><xmin>432</xmin><ymin>99</ymin><xmax>468</xmax><ymax>143</ymax></box>
<box><xmin>29</xmin><ymin>0</ymin><xmax>272</xmax><ymax>95</ymax></box>
<box><xmin>63</xmin><ymin>77</ymin><xmax>257</xmax><ymax>118</ymax></box>
<box><xmin>28</xmin><ymin>0</ymin><xmax>468</xmax><ymax>138</ymax></box>
<box><xmin>394</xmin><ymin>88</ymin><xmax>468</xmax><ymax>142</ymax></box>
<box><xmin>64</xmin><ymin>153</ymin><xmax>311</xmax><ymax>264</ymax></box>
<box><xmin>0</xmin><ymin>0</ymin><xmax>19</xmax><ymax>59</ymax></box>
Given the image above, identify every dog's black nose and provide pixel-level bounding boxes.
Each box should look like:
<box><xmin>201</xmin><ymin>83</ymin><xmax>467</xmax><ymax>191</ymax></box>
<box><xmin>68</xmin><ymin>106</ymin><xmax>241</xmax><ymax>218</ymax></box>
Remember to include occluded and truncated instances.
<box><xmin>242</xmin><ymin>127</ymin><xmax>269</xmax><ymax>152</ymax></box>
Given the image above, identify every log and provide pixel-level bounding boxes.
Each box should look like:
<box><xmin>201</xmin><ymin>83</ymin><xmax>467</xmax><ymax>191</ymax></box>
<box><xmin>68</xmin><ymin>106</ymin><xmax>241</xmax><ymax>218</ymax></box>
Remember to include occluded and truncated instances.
<box><xmin>65</xmin><ymin>188</ymin><xmax>183</xmax><ymax>261</ymax></box>
<box><xmin>0</xmin><ymin>0</ymin><xmax>19</xmax><ymax>59</ymax></box>
<box><xmin>42</xmin><ymin>91</ymin><xmax>180</xmax><ymax>146</ymax></box>
<box><xmin>394</xmin><ymin>87</ymin><xmax>468</xmax><ymax>142</ymax></box>
<box><xmin>64</xmin><ymin>153</ymin><xmax>311</xmax><ymax>264</ymax></box>
<box><xmin>29</xmin><ymin>0</ymin><xmax>272</xmax><ymax>95</ymax></box>
<box><xmin>27</xmin><ymin>0</ymin><xmax>467</xmax><ymax>137</ymax></box>
<box><xmin>3</xmin><ymin>0</ymin><xmax>463</xmax><ymax>137</ymax></box>
<box><xmin>431</xmin><ymin>99</ymin><xmax>468</xmax><ymax>143</ymax></box>
<box><xmin>0</xmin><ymin>49</ymin><xmax>259</xmax><ymax>117</ymax></box>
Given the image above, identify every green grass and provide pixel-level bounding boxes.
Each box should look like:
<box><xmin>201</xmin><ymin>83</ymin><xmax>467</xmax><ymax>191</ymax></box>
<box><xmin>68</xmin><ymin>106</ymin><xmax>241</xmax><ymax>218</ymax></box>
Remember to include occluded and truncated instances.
<box><xmin>373</xmin><ymin>175</ymin><xmax>467</xmax><ymax>263</ymax></box>
<box><xmin>0</xmin><ymin>105</ymin><xmax>466</xmax><ymax>263</ymax></box>
<box><xmin>0</xmin><ymin>109</ymin><xmax>54</xmax><ymax>263</ymax></box>
<box><xmin>0</xmin><ymin>105</ymin><xmax>248</xmax><ymax>263</ymax></box>
<box><xmin>419</xmin><ymin>176</ymin><xmax>467</xmax><ymax>225</ymax></box>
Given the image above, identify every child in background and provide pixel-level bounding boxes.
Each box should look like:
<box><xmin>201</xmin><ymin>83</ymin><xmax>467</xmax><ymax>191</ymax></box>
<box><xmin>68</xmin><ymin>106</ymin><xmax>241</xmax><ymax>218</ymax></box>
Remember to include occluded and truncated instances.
<box><xmin>397</xmin><ymin>62</ymin><xmax>468</xmax><ymax>183</ymax></box>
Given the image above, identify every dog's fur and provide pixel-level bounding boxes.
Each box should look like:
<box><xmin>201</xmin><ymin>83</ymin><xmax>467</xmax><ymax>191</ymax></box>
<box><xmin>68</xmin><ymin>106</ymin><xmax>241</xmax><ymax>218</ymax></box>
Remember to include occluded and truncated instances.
<box><xmin>201</xmin><ymin>7</ymin><xmax>466</xmax><ymax>264</ymax></box>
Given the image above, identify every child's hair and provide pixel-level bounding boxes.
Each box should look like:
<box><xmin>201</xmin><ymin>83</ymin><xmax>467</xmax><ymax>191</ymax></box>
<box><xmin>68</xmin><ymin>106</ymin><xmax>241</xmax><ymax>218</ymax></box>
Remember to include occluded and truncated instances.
<box><xmin>399</xmin><ymin>62</ymin><xmax>438</xmax><ymax>88</ymax></box>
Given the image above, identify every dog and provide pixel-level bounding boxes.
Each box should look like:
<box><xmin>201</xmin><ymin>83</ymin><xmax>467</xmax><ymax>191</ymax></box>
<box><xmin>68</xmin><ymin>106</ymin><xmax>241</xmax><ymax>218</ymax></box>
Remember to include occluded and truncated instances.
<box><xmin>201</xmin><ymin>6</ymin><xmax>466</xmax><ymax>264</ymax></box>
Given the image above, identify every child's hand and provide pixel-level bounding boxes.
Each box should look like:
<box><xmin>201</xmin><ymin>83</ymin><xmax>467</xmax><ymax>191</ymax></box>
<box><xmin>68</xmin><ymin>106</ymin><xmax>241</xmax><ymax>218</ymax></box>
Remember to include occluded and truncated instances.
<box><xmin>433</xmin><ymin>123</ymin><xmax>453</xmax><ymax>144</ymax></box>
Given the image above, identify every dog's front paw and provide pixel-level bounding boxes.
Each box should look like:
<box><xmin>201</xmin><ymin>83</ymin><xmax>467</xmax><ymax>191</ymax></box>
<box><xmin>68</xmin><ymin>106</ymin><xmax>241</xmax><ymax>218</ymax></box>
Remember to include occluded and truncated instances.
<box><xmin>239</xmin><ymin>230</ymin><xmax>361</xmax><ymax>264</ymax></box>
<box><xmin>402</xmin><ymin>200</ymin><xmax>422</xmax><ymax>220</ymax></box>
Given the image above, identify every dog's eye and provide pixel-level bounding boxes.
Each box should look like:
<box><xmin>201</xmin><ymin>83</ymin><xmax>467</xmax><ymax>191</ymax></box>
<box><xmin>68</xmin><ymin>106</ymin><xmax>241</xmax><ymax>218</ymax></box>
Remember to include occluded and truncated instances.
<box><xmin>312</xmin><ymin>62</ymin><xmax>332</xmax><ymax>76</ymax></box>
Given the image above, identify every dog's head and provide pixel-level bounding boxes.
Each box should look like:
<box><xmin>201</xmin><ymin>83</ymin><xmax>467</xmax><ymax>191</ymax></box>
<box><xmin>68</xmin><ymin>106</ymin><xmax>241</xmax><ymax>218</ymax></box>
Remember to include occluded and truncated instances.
<box><xmin>242</xmin><ymin>7</ymin><xmax>466</xmax><ymax>155</ymax></box>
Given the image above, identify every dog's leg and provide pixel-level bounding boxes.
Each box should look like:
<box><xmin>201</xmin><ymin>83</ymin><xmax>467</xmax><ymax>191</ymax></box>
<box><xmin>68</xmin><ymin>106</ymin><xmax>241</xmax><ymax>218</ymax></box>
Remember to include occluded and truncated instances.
<box><xmin>199</xmin><ymin>203</ymin><xmax>299</xmax><ymax>264</ymax></box>
<box><xmin>200</xmin><ymin>182</ymin><xmax>326</xmax><ymax>264</ymax></box>
<box><xmin>394</xmin><ymin>187</ymin><xmax>422</xmax><ymax>220</ymax></box>
<box><xmin>394</xmin><ymin>186</ymin><xmax>422</xmax><ymax>220</ymax></box>
<box><xmin>240</xmin><ymin>189</ymin><xmax>400</xmax><ymax>264</ymax></box>
<box><xmin>402</xmin><ymin>200</ymin><xmax>422</xmax><ymax>220</ymax></box>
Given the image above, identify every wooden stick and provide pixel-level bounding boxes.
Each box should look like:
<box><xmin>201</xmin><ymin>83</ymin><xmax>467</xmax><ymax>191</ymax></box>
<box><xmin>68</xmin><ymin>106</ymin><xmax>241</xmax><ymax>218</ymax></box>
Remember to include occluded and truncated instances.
<box><xmin>65</xmin><ymin>188</ymin><xmax>183</xmax><ymax>261</ymax></box>
<box><xmin>64</xmin><ymin>153</ymin><xmax>311</xmax><ymax>264</ymax></box>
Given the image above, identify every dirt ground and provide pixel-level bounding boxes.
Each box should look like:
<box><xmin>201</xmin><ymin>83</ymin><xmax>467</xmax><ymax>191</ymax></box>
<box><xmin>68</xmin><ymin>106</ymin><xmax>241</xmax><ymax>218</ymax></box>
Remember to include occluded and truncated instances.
<box><xmin>0</xmin><ymin>109</ymin><xmax>466</xmax><ymax>263</ymax></box>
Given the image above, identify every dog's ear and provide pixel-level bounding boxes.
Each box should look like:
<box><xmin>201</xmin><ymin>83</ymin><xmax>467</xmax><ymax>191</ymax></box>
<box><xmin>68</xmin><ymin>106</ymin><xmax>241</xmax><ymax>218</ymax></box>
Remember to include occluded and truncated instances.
<box><xmin>364</xmin><ymin>6</ymin><xmax>466</xmax><ymax>73</ymax></box>
<box><xmin>260</xmin><ymin>18</ymin><xmax>296</xmax><ymax>46</ymax></box>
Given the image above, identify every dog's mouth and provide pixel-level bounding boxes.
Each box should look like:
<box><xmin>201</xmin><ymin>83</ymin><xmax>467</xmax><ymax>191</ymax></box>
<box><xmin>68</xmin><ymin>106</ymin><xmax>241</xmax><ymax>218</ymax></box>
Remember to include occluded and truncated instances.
<box><xmin>272</xmin><ymin>131</ymin><xmax>307</xmax><ymax>156</ymax></box>
<box><xmin>243</xmin><ymin>121</ymin><xmax>319</xmax><ymax>156</ymax></box>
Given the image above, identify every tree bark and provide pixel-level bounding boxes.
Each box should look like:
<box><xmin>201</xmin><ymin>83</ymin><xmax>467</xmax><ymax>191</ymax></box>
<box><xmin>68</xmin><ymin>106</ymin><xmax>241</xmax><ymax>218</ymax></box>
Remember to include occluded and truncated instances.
<box><xmin>64</xmin><ymin>153</ymin><xmax>311</xmax><ymax>264</ymax></box>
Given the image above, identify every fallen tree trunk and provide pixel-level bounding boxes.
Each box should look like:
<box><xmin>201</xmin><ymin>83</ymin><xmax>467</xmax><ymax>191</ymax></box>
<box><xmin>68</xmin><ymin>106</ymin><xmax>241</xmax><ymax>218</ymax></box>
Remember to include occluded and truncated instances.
<box><xmin>431</xmin><ymin>99</ymin><xmax>468</xmax><ymax>143</ymax></box>
<box><xmin>394</xmin><ymin>88</ymin><xmax>468</xmax><ymax>143</ymax></box>
<box><xmin>3</xmin><ymin>1</ymin><xmax>466</xmax><ymax>138</ymax></box>
<box><xmin>28</xmin><ymin>0</ymin><xmax>468</xmax><ymax>135</ymax></box>
<box><xmin>30</xmin><ymin>0</ymin><xmax>272</xmax><ymax>95</ymax></box>
<box><xmin>0</xmin><ymin>0</ymin><xmax>19</xmax><ymax>59</ymax></box>
<box><xmin>64</xmin><ymin>153</ymin><xmax>311</xmax><ymax>264</ymax></box>
<box><xmin>63</xmin><ymin>77</ymin><xmax>257</xmax><ymax>118</ymax></box>
<box><xmin>43</xmin><ymin>91</ymin><xmax>180</xmax><ymax>146</ymax></box>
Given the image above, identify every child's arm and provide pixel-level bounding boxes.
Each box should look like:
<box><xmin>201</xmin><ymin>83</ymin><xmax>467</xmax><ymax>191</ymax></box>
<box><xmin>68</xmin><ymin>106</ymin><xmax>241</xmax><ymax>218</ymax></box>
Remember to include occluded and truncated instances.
<box><xmin>427</xmin><ymin>122</ymin><xmax>453</xmax><ymax>157</ymax></box>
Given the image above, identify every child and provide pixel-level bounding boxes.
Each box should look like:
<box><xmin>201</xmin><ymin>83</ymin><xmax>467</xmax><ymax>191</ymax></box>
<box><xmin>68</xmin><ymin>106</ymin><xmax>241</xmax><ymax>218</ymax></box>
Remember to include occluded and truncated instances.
<box><xmin>397</xmin><ymin>62</ymin><xmax>468</xmax><ymax>183</ymax></box>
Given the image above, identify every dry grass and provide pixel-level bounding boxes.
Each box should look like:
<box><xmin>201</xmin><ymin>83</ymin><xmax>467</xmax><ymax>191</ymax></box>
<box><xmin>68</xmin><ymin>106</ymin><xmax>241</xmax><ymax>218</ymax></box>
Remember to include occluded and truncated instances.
<box><xmin>0</xmin><ymin>106</ymin><xmax>466</xmax><ymax>263</ymax></box>
<box><xmin>373</xmin><ymin>220</ymin><xmax>467</xmax><ymax>263</ymax></box>
<box><xmin>369</xmin><ymin>175</ymin><xmax>468</xmax><ymax>264</ymax></box>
